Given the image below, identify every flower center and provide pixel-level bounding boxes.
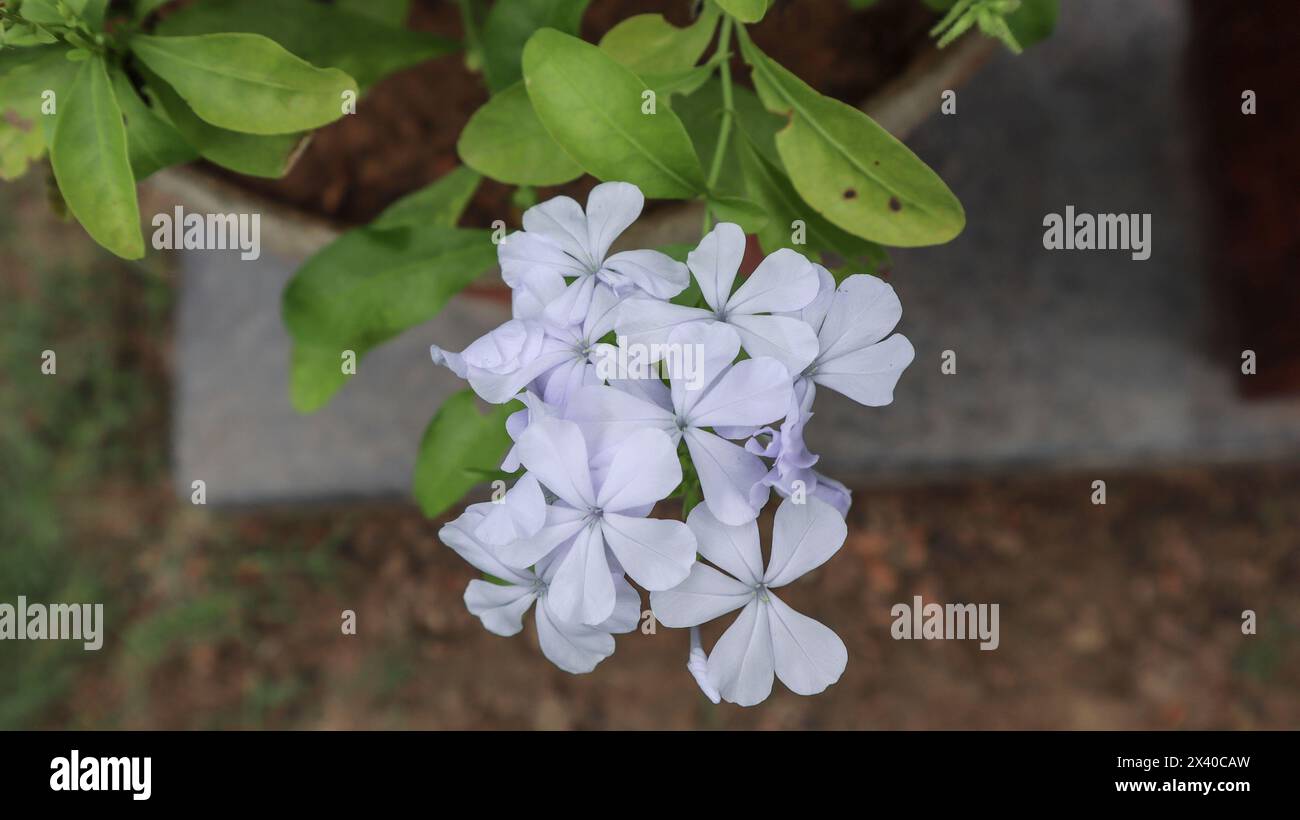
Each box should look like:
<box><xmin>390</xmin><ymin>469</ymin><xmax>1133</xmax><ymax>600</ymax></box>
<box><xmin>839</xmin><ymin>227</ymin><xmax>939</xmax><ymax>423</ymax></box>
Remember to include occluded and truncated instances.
<box><xmin>754</xmin><ymin>582</ymin><xmax>771</xmax><ymax>603</ymax></box>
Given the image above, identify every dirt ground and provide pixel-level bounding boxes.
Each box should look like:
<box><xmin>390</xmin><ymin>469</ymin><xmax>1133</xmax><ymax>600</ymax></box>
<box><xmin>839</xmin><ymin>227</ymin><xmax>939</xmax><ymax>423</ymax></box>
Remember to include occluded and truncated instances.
<box><xmin>27</xmin><ymin>464</ymin><xmax>1299</xmax><ymax>731</ymax></box>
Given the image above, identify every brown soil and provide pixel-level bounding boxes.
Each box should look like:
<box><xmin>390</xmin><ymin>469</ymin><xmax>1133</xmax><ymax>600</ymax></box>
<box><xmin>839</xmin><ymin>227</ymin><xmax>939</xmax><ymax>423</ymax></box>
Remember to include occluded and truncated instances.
<box><xmin>49</xmin><ymin>465</ymin><xmax>1300</xmax><ymax>730</ymax></box>
<box><xmin>205</xmin><ymin>0</ymin><xmax>937</xmax><ymax>229</ymax></box>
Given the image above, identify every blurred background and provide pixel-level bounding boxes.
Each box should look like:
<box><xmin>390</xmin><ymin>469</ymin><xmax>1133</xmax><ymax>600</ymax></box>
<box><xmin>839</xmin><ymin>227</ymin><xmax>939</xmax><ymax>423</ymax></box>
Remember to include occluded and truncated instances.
<box><xmin>1</xmin><ymin>0</ymin><xmax>1298</xmax><ymax>729</ymax></box>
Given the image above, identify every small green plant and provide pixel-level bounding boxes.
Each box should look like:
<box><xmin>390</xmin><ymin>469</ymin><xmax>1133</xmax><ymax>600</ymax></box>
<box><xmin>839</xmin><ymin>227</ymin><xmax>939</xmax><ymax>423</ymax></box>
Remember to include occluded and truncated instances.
<box><xmin>924</xmin><ymin>0</ymin><xmax>1058</xmax><ymax>54</ymax></box>
<box><xmin>0</xmin><ymin>0</ymin><xmax>453</xmax><ymax>258</ymax></box>
<box><xmin>281</xmin><ymin>0</ymin><xmax>1053</xmax><ymax>518</ymax></box>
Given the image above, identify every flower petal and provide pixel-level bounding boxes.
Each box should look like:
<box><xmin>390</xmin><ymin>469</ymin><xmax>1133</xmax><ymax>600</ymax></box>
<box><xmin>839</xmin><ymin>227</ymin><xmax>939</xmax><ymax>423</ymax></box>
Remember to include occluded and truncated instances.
<box><xmin>684</xmin><ymin>357</ymin><xmax>792</xmax><ymax>430</ymax></box>
<box><xmin>438</xmin><ymin>507</ymin><xmax>534</xmax><ymax>585</ymax></box>
<box><xmin>812</xmin><ymin>333</ymin><xmax>915</xmax><ymax>407</ymax></box>
<box><xmin>583</xmin><ymin>279</ymin><xmax>626</xmax><ymax>339</ymax></box>
<box><xmin>500</xmin><ymin>230</ymin><xmax>589</xmax><ymax>285</ymax></box>
<box><xmin>726</xmin><ymin>247</ymin><xmax>819</xmax><ymax>315</ymax></box>
<box><xmin>727</xmin><ymin>313</ymin><xmax>820</xmax><ymax>375</ymax></box>
<box><xmin>509</xmin><ymin>266</ymin><xmax>568</xmax><ymax>321</ymax></box>
<box><xmin>522</xmin><ymin>194</ymin><xmax>597</xmax><ymax>270</ymax></box>
<box><xmin>684</xmin><ymin>428</ymin><xmax>768</xmax><ymax>525</ymax></box>
<box><xmin>474</xmin><ymin>472</ymin><xmax>547</xmax><ymax>546</ymax></box>
<box><xmin>597</xmin><ymin>573</ymin><xmax>643</xmax><ymax>634</ymax></box>
<box><xmin>603</xmin><ymin>249</ymin><xmax>689</xmax><ymax>300</ymax></box>
<box><xmin>649</xmin><ymin>561</ymin><xmax>752</xmax><ymax>627</ymax></box>
<box><xmin>546</xmin><ymin>524</ymin><xmax>617</xmax><ymax>626</ymax></box>
<box><xmin>781</xmin><ymin>263</ymin><xmax>836</xmax><ymax>333</ymax></box>
<box><xmin>688</xmin><ymin>626</ymin><xmax>721</xmax><ymax>703</ymax></box>
<box><xmin>764</xmin><ymin>495</ymin><xmax>848</xmax><ymax>588</ymax></box>
<box><xmin>687</xmin><ymin>221</ymin><xmax>745</xmax><ymax>312</ymax></box>
<box><xmin>541</xmin><ymin>273</ymin><xmax>599</xmax><ymax>329</ymax></box>
<box><xmin>517</xmin><ymin>417</ymin><xmax>596</xmax><ymax>508</ymax></box>
<box><xmin>596</xmin><ymin>428</ymin><xmax>681</xmax><ymax>512</ymax></box>
<box><xmin>667</xmin><ymin>321</ymin><xmax>742</xmax><ymax>417</ymax></box>
<box><xmin>817</xmin><ymin>273</ymin><xmax>903</xmax><ymax>361</ymax></box>
<box><xmin>493</xmin><ymin>503</ymin><xmax>587</xmax><ymax>569</ymax></box>
<box><xmin>811</xmin><ymin>471</ymin><xmax>852</xmax><ymax>517</ymax></box>
<box><xmin>686</xmin><ymin>502</ymin><xmax>764</xmax><ymax>585</ymax></box>
<box><xmin>599</xmin><ymin>513</ymin><xmax>696</xmax><ymax>592</ymax></box>
<box><xmin>583</xmin><ymin>180</ymin><xmax>643</xmax><ymax>263</ymax></box>
<box><xmin>614</xmin><ymin>297</ymin><xmax>713</xmax><ymax>353</ymax></box>
<box><xmin>768</xmin><ymin>592</ymin><xmax>847</xmax><ymax>696</ymax></box>
<box><xmin>535</xmin><ymin>595</ymin><xmax>616</xmax><ymax>674</ymax></box>
<box><xmin>706</xmin><ymin>599</ymin><xmax>775</xmax><ymax>707</ymax></box>
<box><xmin>564</xmin><ymin>384</ymin><xmax>677</xmax><ymax>461</ymax></box>
<box><xmin>464</xmin><ymin>579</ymin><xmax>537</xmax><ymax>637</ymax></box>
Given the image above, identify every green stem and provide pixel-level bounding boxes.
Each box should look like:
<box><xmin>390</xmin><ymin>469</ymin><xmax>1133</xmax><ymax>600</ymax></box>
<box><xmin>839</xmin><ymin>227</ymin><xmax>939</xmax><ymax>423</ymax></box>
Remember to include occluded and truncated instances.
<box><xmin>456</xmin><ymin>0</ymin><xmax>484</xmax><ymax>72</ymax></box>
<box><xmin>701</xmin><ymin>15</ymin><xmax>735</xmax><ymax>234</ymax></box>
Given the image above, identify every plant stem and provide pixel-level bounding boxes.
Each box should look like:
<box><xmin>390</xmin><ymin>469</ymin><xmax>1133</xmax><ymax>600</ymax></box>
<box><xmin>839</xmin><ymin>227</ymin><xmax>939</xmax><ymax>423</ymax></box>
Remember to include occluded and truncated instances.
<box><xmin>456</xmin><ymin>0</ymin><xmax>484</xmax><ymax>72</ymax></box>
<box><xmin>702</xmin><ymin>15</ymin><xmax>736</xmax><ymax>233</ymax></box>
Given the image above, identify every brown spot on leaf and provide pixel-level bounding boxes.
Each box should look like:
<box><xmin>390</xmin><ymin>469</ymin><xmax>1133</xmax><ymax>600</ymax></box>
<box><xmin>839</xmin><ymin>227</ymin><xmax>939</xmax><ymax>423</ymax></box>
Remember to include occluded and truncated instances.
<box><xmin>3</xmin><ymin>109</ymin><xmax>33</xmax><ymax>133</ymax></box>
<box><xmin>843</xmin><ymin>188</ymin><xmax>857</xmax><ymax>199</ymax></box>
<box><xmin>888</xmin><ymin>196</ymin><xmax>902</xmax><ymax>212</ymax></box>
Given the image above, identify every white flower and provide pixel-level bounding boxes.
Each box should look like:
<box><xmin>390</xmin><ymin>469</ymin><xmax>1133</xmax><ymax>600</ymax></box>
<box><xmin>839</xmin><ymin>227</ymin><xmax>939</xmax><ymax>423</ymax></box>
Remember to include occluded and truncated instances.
<box><xmin>473</xmin><ymin>472</ymin><xmax>546</xmax><ymax>546</ymax></box>
<box><xmin>501</xmin><ymin>181</ymin><xmax>689</xmax><ymax>328</ymax></box>
<box><xmin>617</xmin><ymin>222</ymin><xmax>822</xmax><ymax>375</ymax></box>
<box><xmin>790</xmin><ymin>265</ymin><xmax>915</xmax><ymax>406</ymax></box>
<box><xmin>744</xmin><ymin>378</ymin><xmax>852</xmax><ymax>517</ymax></box>
<box><xmin>687</xmin><ymin>626</ymin><xmax>720</xmax><ymax>704</ymax></box>
<box><xmin>529</xmin><ymin>282</ymin><xmax>623</xmax><ymax>410</ymax></box>
<box><xmin>440</xmin><ymin>503</ymin><xmax>640</xmax><ymax>674</ymax></box>
<box><xmin>431</xmin><ymin>277</ymin><xmax>623</xmax><ymax>409</ymax></box>
<box><xmin>650</xmin><ymin>496</ymin><xmax>849</xmax><ymax>706</ymax></box>
<box><xmin>430</xmin><ymin>319</ymin><xmax>570</xmax><ymax>404</ymax></box>
<box><xmin>502</xmin><ymin>417</ymin><xmax>696</xmax><ymax>626</ymax></box>
<box><xmin>566</xmin><ymin>322</ymin><xmax>792</xmax><ymax>525</ymax></box>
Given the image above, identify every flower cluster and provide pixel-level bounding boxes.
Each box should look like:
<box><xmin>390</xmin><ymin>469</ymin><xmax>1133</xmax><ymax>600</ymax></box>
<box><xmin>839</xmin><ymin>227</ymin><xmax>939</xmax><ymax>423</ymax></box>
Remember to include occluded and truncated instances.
<box><xmin>431</xmin><ymin>182</ymin><xmax>914</xmax><ymax>704</ymax></box>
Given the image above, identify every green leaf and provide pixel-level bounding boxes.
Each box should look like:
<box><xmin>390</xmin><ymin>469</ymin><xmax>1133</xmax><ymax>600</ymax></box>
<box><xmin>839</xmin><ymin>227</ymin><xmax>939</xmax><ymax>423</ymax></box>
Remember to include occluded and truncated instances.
<box><xmin>457</xmin><ymin>82</ymin><xmax>582</xmax><ymax>186</ymax></box>
<box><xmin>480</xmin><ymin>0</ymin><xmax>590</xmax><ymax>92</ymax></box>
<box><xmin>641</xmin><ymin>54</ymin><xmax>725</xmax><ymax>103</ymax></box>
<box><xmin>675</xmin><ymin>78</ymin><xmax>779</xmax><ymax>196</ymax></box>
<box><xmin>15</xmin><ymin>0</ymin><xmax>64</xmax><ymax>26</ymax></box>
<box><xmin>283</xmin><ymin>225</ymin><xmax>496</xmax><ymax>412</ymax></box>
<box><xmin>738</xmin><ymin>31</ymin><xmax>963</xmax><ymax>247</ymax></box>
<box><xmin>736</xmin><ymin>127</ymin><xmax>887</xmax><ymax>277</ymax></box>
<box><xmin>109</xmin><ymin>68</ymin><xmax>197</xmax><ymax>180</ymax></box>
<box><xmin>0</xmin><ymin>119</ymin><xmax>44</xmax><ymax>180</ymax></box>
<box><xmin>0</xmin><ymin>20</ymin><xmax>59</xmax><ymax>46</ymax></box>
<box><xmin>67</xmin><ymin>0</ymin><xmax>108</xmax><ymax>30</ymax></box>
<box><xmin>715</xmin><ymin>0</ymin><xmax>770</xmax><ymax>24</ymax></box>
<box><xmin>707</xmin><ymin>195</ymin><xmax>769</xmax><ymax>234</ymax></box>
<box><xmin>412</xmin><ymin>391</ymin><xmax>517</xmax><ymax>519</ymax></box>
<box><xmin>155</xmin><ymin>0</ymin><xmax>453</xmax><ymax>91</ymax></box>
<box><xmin>49</xmin><ymin>56</ymin><xmax>144</xmax><ymax>259</ymax></box>
<box><xmin>522</xmin><ymin>28</ymin><xmax>706</xmax><ymax>199</ymax></box>
<box><xmin>133</xmin><ymin>0</ymin><xmax>176</xmax><ymax>22</ymax></box>
<box><xmin>139</xmin><ymin>66</ymin><xmax>305</xmax><ymax>178</ymax></box>
<box><xmin>0</xmin><ymin>45</ymin><xmax>75</xmax><ymax>175</ymax></box>
<box><xmin>1005</xmin><ymin>0</ymin><xmax>1058</xmax><ymax>49</ymax></box>
<box><xmin>336</xmin><ymin>0</ymin><xmax>410</xmax><ymax>27</ymax></box>
<box><xmin>597</xmin><ymin>6</ymin><xmax>719</xmax><ymax>75</ymax></box>
<box><xmin>129</xmin><ymin>33</ymin><xmax>357</xmax><ymax>135</ymax></box>
<box><xmin>372</xmin><ymin>165</ymin><xmax>482</xmax><ymax>230</ymax></box>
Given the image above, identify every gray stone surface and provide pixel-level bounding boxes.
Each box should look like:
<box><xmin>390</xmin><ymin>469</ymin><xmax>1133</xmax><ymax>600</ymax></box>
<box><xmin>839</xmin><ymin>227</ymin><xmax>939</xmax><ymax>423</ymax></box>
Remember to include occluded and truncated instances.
<box><xmin>812</xmin><ymin>0</ymin><xmax>1300</xmax><ymax>483</ymax></box>
<box><xmin>172</xmin><ymin>0</ymin><xmax>1300</xmax><ymax>504</ymax></box>
<box><xmin>173</xmin><ymin>250</ymin><xmax>509</xmax><ymax>504</ymax></box>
